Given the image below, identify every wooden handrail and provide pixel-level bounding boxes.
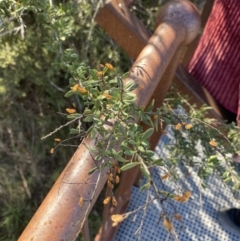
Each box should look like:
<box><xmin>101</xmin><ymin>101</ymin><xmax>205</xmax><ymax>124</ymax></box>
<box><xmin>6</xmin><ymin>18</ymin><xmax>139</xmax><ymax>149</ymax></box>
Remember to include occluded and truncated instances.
<box><xmin>18</xmin><ymin>1</ymin><xmax>200</xmax><ymax>240</ymax></box>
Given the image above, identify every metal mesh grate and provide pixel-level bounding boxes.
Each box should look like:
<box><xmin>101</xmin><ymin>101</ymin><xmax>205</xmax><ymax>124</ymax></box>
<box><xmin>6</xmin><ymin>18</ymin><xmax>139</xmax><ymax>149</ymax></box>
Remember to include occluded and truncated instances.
<box><xmin>113</xmin><ymin>128</ymin><xmax>240</xmax><ymax>241</ymax></box>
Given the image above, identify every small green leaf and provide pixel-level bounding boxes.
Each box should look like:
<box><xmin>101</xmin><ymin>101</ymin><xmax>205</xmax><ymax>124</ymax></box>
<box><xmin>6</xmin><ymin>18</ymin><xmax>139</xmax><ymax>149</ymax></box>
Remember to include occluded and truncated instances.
<box><xmin>137</xmin><ymin>146</ymin><xmax>145</xmax><ymax>152</ymax></box>
<box><xmin>145</xmin><ymin>150</ymin><xmax>155</xmax><ymax>157</ymax></box>
<box><xmin>223</xmin><ymin>177</ymin><xmax>232</xmax><ymax>183</ymax></box>
<box><xmin>96</xmin><ymin>141</ymin><xmax>103</xmax><ymax>149</ymax></box>
<box><xmin>128</xmin><ymin>130</ymin><xmax>135</xmax><ymax>139</ymax></box>
<box><xmin>201</xmin><ymin>182</ymin><xmax>207</xmax><ymax>189</ymax></box>
<box><xmin>89</xmin><ymin>87</ymin><xmax>100</xmax><ymax>96</ymax></box>
<box><xmin>140</xmin><ymin>182</ymin><xmax>151</xmax><ymax>191</ymax></box>
<box><xmin>109</xmin><ymin>79</ymin><xmax>118</xmax><ymax>84</ymax></box>
<box><xmin>146</xmin><ymin>99</ymin><xmax>155</xmax><ymax>112</ymax></box>
<box><xmin>122</xmin><ymin>72</ymin><xmax>129</xmax><ymax>79</ymax></box>
<box><xmin>124</xmin><ymin>79</ymin><xmax>138</xmax><ymax>91</ymax></box>
<box><xmin>67</xmin><ymin>113</ymin><xmax>82</xmax><ymax>119</ymax></box>
<box><xmin>110</xmin><ymin>148</ymin><xmax>117</xmax><ymax>155</ymax></box>
<box><xmin>70</xmin><ymin>128</ymin><xmax>79</xmax><ymax>134</ymax></box>
<box><xmin>222</xmin><ymin>171</ymin><xmax>230</xmax><ymax>179</ymax></box>
<box><xmin>124</xmin><ymin>149</ymin><xmax>136</xmax><ymax>156</ymax></box>
<box><xmin>118</xmin><ymin>124</ymin><xmax>126</xmax><ymax>135</ymax></box>
<box><xmin>124</xmin><ymin>92</ymin><xmax>136</xmax><ymax>101</ymax></box>
<box><xmin>146</xmin><ymin>115</ymin><xmax>154</xmax><ymax>128</ymax></box>
<box><xmin>114</xmin><ymin>153</ymin><xmax>127</xmax><ymax>162</ymax></box>
<box><xmin>141</xmin><ymin>140</ymin><xmax>149</xmax><ymax>148</ymax></box>
<box><xmin>140</xmin><ymin>164</ymin><xmax>150</xmax><ymax>179</ymax></box>
<box><xmin>83</xmin><ymin>116</ymin><xmax>93</xmax><ymax>122</ymax></box>
<box><xmin>141</xmin><ymin>115</ymin><xmax>150</xmax><ymax>126</ymax></box>
<box><xmin>89</xmin><ymin>69</ymin><xmax>98</xmax><ymax>79</ymax></box>
<box><xmin>152</xmin><ymin>158</ymin><xmax>164</xmax><ymax>165</ymax></box>
<box><xmin>90</xmin><ymin>127</ymin><xmax>97</xmax><ymax>139</ymax></box>
<box><xmin>65</xmin><ymin>90</ymin><xmax>75</xmax><ymax>97</ymax></box>
<box><xmin>128</xmin><ymin>140</ymin><xmax>136</xmax><ymax>145</ymax></box>
<box><xmin>121</xmin><ymin>142</ymin><xmax>131</xmax><ymax>150</ymax></box>
<box><xmin>208</xmin><ymin>155</ymin><xmax>217</xmax><ymax>162</ymax></box>
<box><xmin>121</xmin><ymin>162</ymin><xmax>140</xmax><ymax>171</ymax></box>
<box><xmin>84</xmin><ymin>109</ymin><xmax>92</xmax><ymax>115</ymax></box>
<box><xmin>88</xmin><ymin>167</ymin><xmax>98</xmax><ymax>174</ymax></box>
<box><xmin>162</xmin><ymin>117</ymin><xmax>171</xmax><ymax>124</ymax></box>
<box><xmin>158</xmin><ymin>190</ymin><xmax>174</xmax><ymax>198</ymax></box>
<box><xmin>141</xmin><ymin>128</ymin><xmax>154</xmax><ymax>141</ymax></box>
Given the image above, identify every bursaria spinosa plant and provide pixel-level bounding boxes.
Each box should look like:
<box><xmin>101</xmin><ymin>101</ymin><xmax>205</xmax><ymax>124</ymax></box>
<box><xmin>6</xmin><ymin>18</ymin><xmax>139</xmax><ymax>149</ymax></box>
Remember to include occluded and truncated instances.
<box><xmin>2</xmin><ymin>0</ymin><xmax>240</xmax><ymax>239</ymax></box>
<box><xmin>43</xmin><ymin>60</ymin><xmax>240</xmax><ymax>240</ymax></box>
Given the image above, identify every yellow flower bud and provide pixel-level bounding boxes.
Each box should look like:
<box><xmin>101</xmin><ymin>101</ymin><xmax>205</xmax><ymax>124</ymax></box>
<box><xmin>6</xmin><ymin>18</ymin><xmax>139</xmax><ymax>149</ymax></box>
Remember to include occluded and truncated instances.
<box><xmin>175</xmin><ymin>123</ymin><xmax>182</xmax><ymax>130</ymax></box>
<box><xmin>79</xmin><ymin>197</ymin><xmax>83</xmax><ymax>207</ymax></box>
<box><xmin>66</xmin><ymin>108</ymin><xmax>76</xmax><ymax>114</ymax></box>
<box><xmin>185</xmin><ymin>124</ymin><xmax>193</xmax><ymax>130</ymax></box>
<box><xmin>111</xmin><ymin>214</ymin><xmax>124</xmax><ymax>223</ymax></box>
<box><xmin>97</xmin><ymin>71</ymin><xmax>104</xmax><ymax>77</ymax></box>
<box><xmin>103</xmin><ymin>196</ymin><xmax>111</xmax><ymax>205</ymax></box>
<box><xmin>105</xmin><ymin>63</ymin><xmax>114</xmax><ymax>70</ymax></box>
<box><xmin>112</xmin><ymin>196</ymin><xmax>117</xmax><ymax>206</ymax></box>
<box><xmin>209</xmin><ymin>140</ymin><xmax>218</xmax><ymax>147</ymax></box>
<box><xmin>103</xmin><ymin>93</ymin><xmax>112</xmax><ymax>99</ymax></box>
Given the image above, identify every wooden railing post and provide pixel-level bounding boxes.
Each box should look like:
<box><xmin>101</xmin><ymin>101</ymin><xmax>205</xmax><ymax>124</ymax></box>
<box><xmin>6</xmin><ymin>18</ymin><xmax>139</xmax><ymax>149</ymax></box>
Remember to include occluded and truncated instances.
<box><xmin>18</xmin><ymin>1</ymin><xmax>200</xmax><ymax>241</ymax></box>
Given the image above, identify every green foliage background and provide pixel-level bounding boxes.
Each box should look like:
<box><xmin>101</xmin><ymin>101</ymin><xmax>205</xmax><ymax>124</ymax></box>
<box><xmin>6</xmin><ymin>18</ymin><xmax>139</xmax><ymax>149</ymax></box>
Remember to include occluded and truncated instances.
<box><xmin>0</xmin><ymin>0</ymin><xmax>209</xmax><ymax>240</ymax></box>
<box><xmin>0</xmin><ymin>0</ymin><xmax>127</xmax><ymax>239</ymax></box>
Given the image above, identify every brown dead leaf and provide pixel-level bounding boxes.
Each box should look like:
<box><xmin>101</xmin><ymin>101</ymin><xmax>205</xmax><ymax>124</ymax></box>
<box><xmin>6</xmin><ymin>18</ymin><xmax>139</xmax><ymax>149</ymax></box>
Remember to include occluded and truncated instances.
<box><xmin>163</xmin><ymin>217</ymin><xmax>173</xmax><ymax>232</ymax></box>
<box><xmin>161</xmin><ymin>173</ymin><xmax>169</xmax><ymax>180</ymax></box>
<box><xmin>173</xmin><ymin>213</ymin><xmax>182</xmax><ymax>221</ymax></box>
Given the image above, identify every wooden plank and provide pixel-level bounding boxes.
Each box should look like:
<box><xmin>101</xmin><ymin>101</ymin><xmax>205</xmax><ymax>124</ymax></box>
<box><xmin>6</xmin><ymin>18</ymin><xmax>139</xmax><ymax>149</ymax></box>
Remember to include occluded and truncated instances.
<box><xmin>95</xmin><ymin>0</ymin><xmax>151</xmax><ymax>60</ymax></box>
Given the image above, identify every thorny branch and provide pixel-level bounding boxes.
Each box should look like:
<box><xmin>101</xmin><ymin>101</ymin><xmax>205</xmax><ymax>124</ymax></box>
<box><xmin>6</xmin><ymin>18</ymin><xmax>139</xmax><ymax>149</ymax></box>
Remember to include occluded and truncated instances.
<box><xmin>41</xmin><ymin>118</ymin><xmax>81</xmax><ymax>140</ymax></box>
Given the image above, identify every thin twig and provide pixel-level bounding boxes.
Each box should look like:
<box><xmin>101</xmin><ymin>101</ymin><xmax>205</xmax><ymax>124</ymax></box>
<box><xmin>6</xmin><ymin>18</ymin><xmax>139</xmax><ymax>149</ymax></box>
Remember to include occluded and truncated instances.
<box><xmin>83</xmin><ymin>0</ymin><xmax>103</xmax><ymax>57</ymax></box>
<box><xmin>18</xmin><ymin>167</ymin><xmax>31</xmax><ymax>199</ymax></box>
<box><xmin>78</xmin><ymin>159</ymin><xmax>107</xmax><ymax>230</ymax></box>
<box><xmin>41</xmin><ymin>118</ymin><xmax>80</xmax><ymax>140</ymax></box>
<box><xmin>193</xmin><ymin>118</ymin><xmax>236</xmax><ymax>151</ymax></box>
<box><xmin>123</xmin><ymin>197</ymin><xmax>156</xmax><ymax>217</ymax></box>
<box><xmin>135</xmin><ymin>189</ymin><xmax>150</xmax><ymax>240</ymax></box>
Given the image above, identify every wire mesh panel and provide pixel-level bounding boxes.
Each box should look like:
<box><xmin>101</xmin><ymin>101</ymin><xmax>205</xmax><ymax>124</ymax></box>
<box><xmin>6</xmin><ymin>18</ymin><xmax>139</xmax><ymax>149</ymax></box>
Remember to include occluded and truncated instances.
<box><xmin>114</xmin><ymin>128</ymin><xmax>240</xmax><ymax>241</ymax></box>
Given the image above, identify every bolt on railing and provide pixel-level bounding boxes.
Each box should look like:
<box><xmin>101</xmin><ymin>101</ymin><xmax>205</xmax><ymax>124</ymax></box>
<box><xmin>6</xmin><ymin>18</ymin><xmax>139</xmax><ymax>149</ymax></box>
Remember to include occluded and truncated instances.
<box><xmin>18</xmin><ymin>1</ymin><xmax>200</xmax><ymax>240</ymax></box>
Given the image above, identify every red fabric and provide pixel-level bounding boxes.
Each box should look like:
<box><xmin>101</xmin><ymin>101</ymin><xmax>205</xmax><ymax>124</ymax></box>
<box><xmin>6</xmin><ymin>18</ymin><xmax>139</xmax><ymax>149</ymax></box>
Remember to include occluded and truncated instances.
<box><xmin>187</xmin><ymin>0</ymin><xmax>240</xmax><ymax>121</ymax></box>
